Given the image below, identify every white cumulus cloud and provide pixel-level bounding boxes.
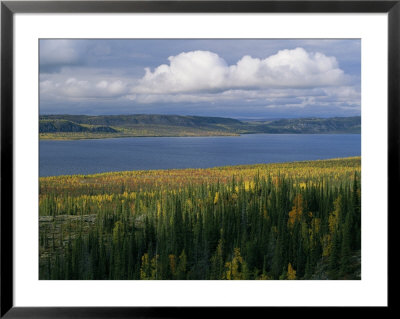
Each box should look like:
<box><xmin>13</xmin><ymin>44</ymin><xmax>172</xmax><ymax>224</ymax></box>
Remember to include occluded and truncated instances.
<box><xmin>132</xmin><ymin>48</ymin><xmax>347</xmax><ymax>95</ymax></box>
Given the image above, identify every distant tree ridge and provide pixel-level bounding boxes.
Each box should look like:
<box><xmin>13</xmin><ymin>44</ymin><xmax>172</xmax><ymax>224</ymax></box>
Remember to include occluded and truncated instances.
<box><xmin>39</xmin><ymin>114</ymin><xmax>361</xmax><ymax>139</ymax></box>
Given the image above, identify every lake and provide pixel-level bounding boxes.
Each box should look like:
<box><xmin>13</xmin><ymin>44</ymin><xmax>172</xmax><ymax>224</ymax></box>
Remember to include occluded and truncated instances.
<box><xmin>39</xmin><ymin>134</ymin><xmax>361</xmax><ymax>177</ymax></box>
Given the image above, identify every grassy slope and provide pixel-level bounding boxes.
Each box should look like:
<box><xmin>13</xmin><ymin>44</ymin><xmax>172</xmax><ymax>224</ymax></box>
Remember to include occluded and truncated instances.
<box><xmin>40</xmin><ymin>156</ymin><xmax>361</xmax><ymax>195</ymax></box>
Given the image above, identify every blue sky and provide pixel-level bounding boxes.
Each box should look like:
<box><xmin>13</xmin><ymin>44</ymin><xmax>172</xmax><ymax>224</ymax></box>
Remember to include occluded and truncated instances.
<box><xmin>39</xmin><ymin>39</ymin><xmax>360</xmax><ymax>119</ymax></box>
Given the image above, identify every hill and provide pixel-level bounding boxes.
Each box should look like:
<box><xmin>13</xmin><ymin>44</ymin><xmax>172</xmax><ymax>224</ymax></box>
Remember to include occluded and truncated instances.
<box><xmin>39</xmin><ymin>119</ymin><xmax>118</xmax><ymax>133</ymax></box>
<box><xmin>246</xmin><ymin>116</ymin><xmax>361</xmax><ymax>134</ymax></box>
<box><xmin>39</xmin><ymin>114</ymin><xmax>361</xmax><ymax>139</ymax></box>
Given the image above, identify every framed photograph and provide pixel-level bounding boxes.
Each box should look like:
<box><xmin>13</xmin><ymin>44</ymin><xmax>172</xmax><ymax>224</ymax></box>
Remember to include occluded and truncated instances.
<box><xmin>1</xmin><ymin>0</ymin><xmax>396</xmax><ymax>316</ymax></box>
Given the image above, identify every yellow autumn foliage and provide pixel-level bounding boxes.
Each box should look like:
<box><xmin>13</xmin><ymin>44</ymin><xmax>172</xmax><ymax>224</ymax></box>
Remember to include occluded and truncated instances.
<box><xmin>288</xmin><ymin>194</ymin><xmax>303</xmax><ymax>227</ymax></box>
<box><xmin>287</xmin><ymin>263</ymin><xmax>296</xmax><ymax>280</ymax></box>
<box><xmin>214</xmin><ymin>192</ymin><xmax>219</xmax><ymax>205</ymax></box>
<box><xmin>225</xmin><ymin>248</ymin><xmax>248</xmax><ymax>280</ymax></box>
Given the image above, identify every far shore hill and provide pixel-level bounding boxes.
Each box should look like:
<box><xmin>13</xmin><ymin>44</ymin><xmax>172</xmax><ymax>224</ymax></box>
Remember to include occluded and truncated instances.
<box><xmin>39</xmin><ymin>114</ymin><xmax>361</xmax><ymax>140</ymax></box>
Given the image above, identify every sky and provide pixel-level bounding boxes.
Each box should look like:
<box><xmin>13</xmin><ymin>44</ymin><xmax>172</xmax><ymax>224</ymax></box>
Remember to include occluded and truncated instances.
<box><xmin>39</xmin><ymin>39</ymin><xmax>361</xmax><ymax>119</ymax></box>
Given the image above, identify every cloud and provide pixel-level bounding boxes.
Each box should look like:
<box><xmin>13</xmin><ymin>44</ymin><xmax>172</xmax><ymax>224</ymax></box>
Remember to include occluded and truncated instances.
<box><xmin>39</xmin><ymin>45</ymin><xmax>359</xmax><ymax>117</ymax></box>
<box><xmin>40</xmin><ymin>77</ymin><xmax>128</xmax><ymax>99</ymax></box>
<box><xmin>40</xmin><ymin>40</ymin><xmax>86</xmax><ymax>72</ymax></box>
<box><xmin>132</xmin><ymin>48</ymin><xmax>347</xmax><ymax>95</ymax></box>
<box><xmin>125</xmin><ymin>86</ymin><xmax>360</xmax><ymax>110</ymax></box>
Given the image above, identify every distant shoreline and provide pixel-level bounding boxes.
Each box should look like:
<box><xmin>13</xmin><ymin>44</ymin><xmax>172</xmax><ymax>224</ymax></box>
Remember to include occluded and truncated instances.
<box><xmin>39</xmin><ymin>114</ymin><xmax>361</xmax><ymax>140</ymax></box>
<box><xmin>40</xmin><ymin>131</ymin><xmax>361</xmax><ymax>141</ymax></box>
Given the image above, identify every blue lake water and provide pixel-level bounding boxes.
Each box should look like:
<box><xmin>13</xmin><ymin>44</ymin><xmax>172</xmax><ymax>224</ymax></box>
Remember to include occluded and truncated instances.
<box><xmin>39</xmin><ymin>134</ymin><xmax>361</xmax><ymax>177</ymax></box>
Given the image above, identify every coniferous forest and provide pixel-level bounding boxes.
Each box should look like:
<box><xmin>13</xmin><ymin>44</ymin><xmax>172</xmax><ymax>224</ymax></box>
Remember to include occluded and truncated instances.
<box><xmin>39</xmin><ymin>157</ymin><xmax>361</xmax><ymax>280</ymax></box>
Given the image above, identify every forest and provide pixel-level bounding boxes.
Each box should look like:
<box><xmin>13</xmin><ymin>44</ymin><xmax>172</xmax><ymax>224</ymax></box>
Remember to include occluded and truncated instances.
<box><xmin>39</xmin><ymin>157</ymin><xmax>361</xmax><ymax>280</ymax></box>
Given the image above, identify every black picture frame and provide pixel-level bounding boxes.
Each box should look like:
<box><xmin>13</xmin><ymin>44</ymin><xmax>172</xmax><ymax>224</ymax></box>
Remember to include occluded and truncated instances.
<box><xmin>1</xmin><ymin>0</ymin><xmax>396</xmax><ymax>317</ymax></box>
